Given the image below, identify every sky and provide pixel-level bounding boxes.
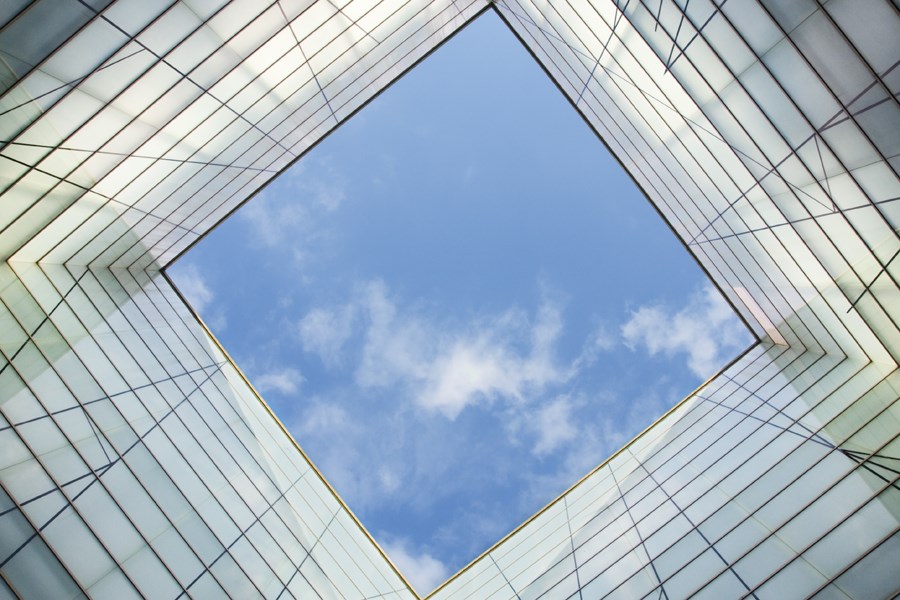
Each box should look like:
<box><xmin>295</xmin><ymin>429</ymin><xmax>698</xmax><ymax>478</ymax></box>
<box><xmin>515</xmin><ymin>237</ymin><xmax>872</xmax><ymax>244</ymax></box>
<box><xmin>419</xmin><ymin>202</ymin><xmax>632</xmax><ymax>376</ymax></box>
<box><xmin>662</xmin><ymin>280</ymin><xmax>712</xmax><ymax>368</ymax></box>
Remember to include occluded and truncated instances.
<box><xmin>168</xmin><ymin>12</ymin><xmax>751</xmax><ymax>596</ymax></box>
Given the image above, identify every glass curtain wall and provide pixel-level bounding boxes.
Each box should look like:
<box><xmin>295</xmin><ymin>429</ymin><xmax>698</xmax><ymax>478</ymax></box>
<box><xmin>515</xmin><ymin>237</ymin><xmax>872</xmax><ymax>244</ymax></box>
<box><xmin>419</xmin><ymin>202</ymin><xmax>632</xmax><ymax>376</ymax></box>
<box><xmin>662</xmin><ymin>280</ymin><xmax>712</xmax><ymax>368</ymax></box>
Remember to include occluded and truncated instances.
<box><xmin>0</xmin><ymin>0</ymin><xmax>897</xmax><ymax>598</ymax></box>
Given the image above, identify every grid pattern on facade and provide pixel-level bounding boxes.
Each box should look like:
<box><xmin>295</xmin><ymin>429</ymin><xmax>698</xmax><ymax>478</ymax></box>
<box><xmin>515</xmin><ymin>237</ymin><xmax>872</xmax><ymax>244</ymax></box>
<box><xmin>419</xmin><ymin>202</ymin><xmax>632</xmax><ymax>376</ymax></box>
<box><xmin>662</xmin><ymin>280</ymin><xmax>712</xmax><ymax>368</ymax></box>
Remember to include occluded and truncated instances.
<box><xmin>0</xmin><ymin>0</ymin><xmax>898</xmax><ymax>599</ymax></box>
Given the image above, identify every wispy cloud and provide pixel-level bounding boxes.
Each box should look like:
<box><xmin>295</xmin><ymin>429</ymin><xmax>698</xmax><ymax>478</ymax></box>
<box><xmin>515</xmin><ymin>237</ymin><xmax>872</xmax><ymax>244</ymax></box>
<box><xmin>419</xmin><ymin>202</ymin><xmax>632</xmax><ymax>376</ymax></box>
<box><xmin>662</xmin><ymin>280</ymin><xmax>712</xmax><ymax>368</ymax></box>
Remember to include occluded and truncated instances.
<box><xmin>349</xmin><ymin>281</ymin><xmax>570</xmax><ymax>419</ymax></box>
<box><xmin>254</xmin><ymin>367</ymin><xmax>304</xmax><ymax>395</ymax></box>
<box><xmin>171</xmin><ymin>263</ymin><xmax>213</xmax><ymax>312</ymax></box>
<box><xmin>622</xmin><ymin>284</ymin><xmax>750</xmax><ymax>379</ymax></box>
<box><xmin>240</xmin><ymin>157</ymin><xmax>346</xmax><ymax>251</ymax></box>
<box><xmin>297</xmin><ymin>305</ymin><xmax>356</xmax><ymax>367</ymax></box>
<box><xmin>381</xmin><ymin>538</ymin><xmax>449</xmax><ymax>596</ymax></box>
<box><xmin>291</xmin><ymin>398</ymin><xmax>407</xmax><ymax>510</ymax></box>
<box><xmin>285</xmin><ymin>280</ymin><xmax>743</xmax><ymax>576</ymax></box>
<box><xmin>529</xmin><ymin>395</ymin><xmax>580</xmax><ymax>456</ymax></box>
<box><xmin>170</xmin><ymin>263</ymin><xmax>227</xmax><ymax>330</ymax></box>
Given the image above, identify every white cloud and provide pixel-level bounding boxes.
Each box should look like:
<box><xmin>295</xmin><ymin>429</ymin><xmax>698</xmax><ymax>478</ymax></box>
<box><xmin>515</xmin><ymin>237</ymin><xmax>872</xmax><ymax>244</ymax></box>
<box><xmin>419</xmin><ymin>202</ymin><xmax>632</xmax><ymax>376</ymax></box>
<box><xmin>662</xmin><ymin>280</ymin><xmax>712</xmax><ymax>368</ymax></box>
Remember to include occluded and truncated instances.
<box><xmin>254</xmin><ymin>367</ymin><xmax>304</xmax><ymax>395</ymax></box>
<box><xmin>295</xmin><ymin>401</ymin><xmax>350</xmax><ymax>436</ymax></box>
<box><xmin>622</xmin><ymin>284</ymin><xmax>750</xmax><ymax>379</ymax></box>
<box><xmin>419</xmin><ymin>302</ymin><xmax>569</xmax><ymax>419</ymax></box>
<box><xmin>355</xmin><ymin>280</ymin><xmax>430</xmax><ymax>389</ymax></box>
<box><xmin>291</xmin><ymin>399</ymin><xmax>406</xmax><ymax>510</ymax></box>
<box><xmin>240</xmin><ymin>189</ymin><xmax>309</xmax><ymax>248</ymax></box>
<box><xmin>297</xmin><ymin>305</ymin><xmax>356</xmax><ymax>367</ymax></box>
<box><xmin>382</xmin><ymin>538</ymin><xmax>449</xmax><ymax>596</ymax></box>
<box><xmin>240</xmin><ymin>157</ymin><xmax>346</xmax><ymax>250</ymax></box>
<box><xmin>170</xmin><ymin>264</ymin><xmax>228</xmax><ymax>331</ymax></box>
<box><xmin>574</xmin><ymin>321</ymin><xmax>616</xmax><ymax>370</ymax></box>
<box><xmin>171</xmin><ymin>264</ymin><xmax>213</xmax><ymax>313</ymax></box>
<box><xmin>349</xmin><ymin>281</ymin><xmax>570</xmax><ymax>419</ymax></box>
<box><xmin>530</xmin><ymin>396</ymin><xmax>580</xmax><ymax>456</ymax></box>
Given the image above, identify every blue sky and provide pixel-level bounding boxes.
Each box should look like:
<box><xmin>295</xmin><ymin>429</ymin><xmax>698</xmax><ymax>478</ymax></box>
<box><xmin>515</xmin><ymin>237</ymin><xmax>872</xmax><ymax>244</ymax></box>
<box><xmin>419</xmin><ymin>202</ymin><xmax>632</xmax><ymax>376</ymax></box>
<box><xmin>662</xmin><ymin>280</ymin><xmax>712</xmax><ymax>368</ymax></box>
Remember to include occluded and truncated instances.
<box><xmin>169</xmin><ymin>12</ymin><xmax>751</xmax><ymax>595</ymax></box>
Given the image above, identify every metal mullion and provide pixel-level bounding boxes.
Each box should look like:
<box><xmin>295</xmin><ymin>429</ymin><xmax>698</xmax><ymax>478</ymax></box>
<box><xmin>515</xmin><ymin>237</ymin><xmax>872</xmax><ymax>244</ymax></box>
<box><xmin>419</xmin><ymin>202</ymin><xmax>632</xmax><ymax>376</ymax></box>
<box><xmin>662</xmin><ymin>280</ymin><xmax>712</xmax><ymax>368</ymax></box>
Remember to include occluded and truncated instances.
<box><xmin>35</xmin><ymin>2</ymin><xmax>297</xmax><ymax>266</ymax></box>
<box><xmin>80</xmin><ymin>268</ymin><xmax>324</xmax><ymax>581</ymax></box>
<box><xmin>586</xmin><ymin>0</ymin><xmax>852</xmax><ymax>355</ymax></box>
<box><xmin>1</xmin><ymin>362</ymin><xmax>220</xmax><ymax>452</ymax></box>
<box><xmin>284</xmin><ymin>11</ymin><xmax>340</xmax><ymax>127</ymax></box>
<box><xmin>145</xmin><ymin>269</ymin><xmax>332</xmax><ymax>485</ymax></box>
<box><xmin>648</xmin><ymin>0</ymin><xmax>864</xmax><ymax>227</ymax></box>
<box><xmin>177</xmin><ymin>471</ymin><xmax>310</xmax><ymax>599</ymax></box>
<box><xmin>277</xmin><ymin>508</ymin><xmax>344</xmax><ymax>600</ymax></box>
<box><xmin>518</xmin><ymin>0</ymin><xmax>748</xmax><ymax>227</ymax></box>
<box><xmin>563</xmin><ymin>496</ymin><xmax>585</xmax><ymax>600</ymax></box>
<box><xmin>0</xmin><ymin>0</ymin><xmax>183</xmax><ymax>188</ymax></box>
<box><xmin>38</xmin><ymin>0</ymin><xmax>331</xmax><ymax>267</ymax></box>
<box><xmin>617</xmin><ymin>0</ymin><xmax>879</xmax><ymax>358</ymax></box>
<box><xmin>548</xmin><ymin>0</ymin><xmax>814</xmax><ymax>350</ymax></box>
<box><xmin>474</xmin><ymin>348</ymin><xmax>782</xmax><ymax>599</ymax></box>
<box><xmin>0</xmin><ymin>479</ymin><xmax>83</xmax><ymax>596</ymax></box>
<box><xmin>8</xmin><ymin>271</ymin><xmax>244</xmax><ymax>585</ymax></box>
<box><xmin>157</xmin><ymin>0</ymin><xmax>489</xmax><ymax>270</ymax></box>
<box><xmin>609</xmin><ymin>469</ymin><xmax>671</xmax><ymax>599</ymax></box>
<box><xmin>10</xmin><ymin>368</ymin><xmax>200</xmax><ymax>434</ymax></box>
<box><xmin>575</xmin><ymin>0</ymin><xmax>631</xmax><ymax>105</ymax></box>
<box><xmin>0</xmin><ymin>47</ymin><xmax>147</xmax><ymax>119</ymax></box>
<box><xmin>486</xmin><ymin>554</ymin><xmax>520</xmax><ymax>599</ymax></box>
<box><xmin>628</xmin><ymin>447</ymin><xmax>758</xmax><ymax>598</ymax></box>
<box><xmin>660</xmin><ymin>0</ymin><xmax>717</xmax><ymax>75</ymax></box>
<box><xmin>0</xmin><ymin>296</ymin><xmax>161</xmax><ymax>597</ymax></box>
<box><xmin>115</xmin><ymin>266</ymin><xmax>304</xmax><ymax>486</ymax></box>
<box><xmin>0</xmin><ymin>152</ymin><xmax>194</xmax><ymax>240</ymax></box>
<box><xmin>803</xmin><ymin>523</ymin><xmax>900</xmax><ymax>598</ymax></box>
<box><xmin>0</xmin><ymin>151</ymin><xmax>197</xmax><ymax>262</ymax></box>
<box><xmin>0</xmin><ymin>140</ymin><xmax>280</xmax><ymax>173</ymax></box>
<box><xmin>494</xmin><ymin>0</ymin><xmax>721</xmax><ymax>273</ymax></box>
<box><xmin>0</xmin><ymin>465</ymin><xmax>105</xmax><ymax>519</ymax></box>
<box><xmin>847</xmin><ymin>247</ymin><xmax>900</xmax><ymax>312</ymax></box>
<box><xmin>696</xmin><ymin>388</ymin><xmax>832</xmax><ymax>451</ymax></box>
<box><xmin>673</xmin><ymin>0</ymin><xmax>900</xmax><ymax>340</ymax></box>
<box><xmin>689</xmin><ymin>196</ymin><xmax>900</xmax><ymax>246</ymax></box>
<box><xmin>816</xmin><ymin>1</ymin><xmax>900</xmax><ymax>134</ymax></box>
<box><xmin>293</xmin><ymin>507</ymin><xmax>383</xmax><ymax>599</ymax></box>
<box><xmin>744</xmin><ymin>445</ymin><xmax>900</xmax><ymax>595</ymax></box>
<box><xmin>534</xmin><ymin>348</ymin><xmax>837</xmax><ymax>597</ymax></box>
<box><xmin>54</xmin><ymin>3</ymin><xmax>329</xmax><ymax>266</ymax></box>
<box><xmin>654</xmin><ymin>0</ymin><xmax>900</xmax><ymax>320</ymax></box>
<box><xmin>818</xmin><ymin>60</ymin><xmax>900</xmax><ymax>132</ymax></box>
<box><xmin>150</xmin><ymin>262</ymin><xmax>433</xmax><ymax>600</ymax></box>
<box><xmin>327</xmin><ymin>0</ymin><xmax>381</xmax><ymax>46</ymax></box>
<box><xmin>496</xmin><ymin>0</ymin><xmax>810</xmax><ymax>352</ymax></box>
<box><xmin>114</xmin><ymin>266</ymin><xmax>394</xmax><ymax>596</ymax></box>
<box><xmin>19</xmin><ymin>263</ymin><xmax>249</xmax><ymax>595</ymax></box>
<box><xmin>0</xmin><ymin>4</ymin><xmax>246</xmax><ymax>263</ymax></box>
<box><xmin>0</xmin><ymin>263</ymin><xmax>91</xmax><ymax>380</ymax></box>
<box><xmin>525</xmin><ymin>0</ymin><xmax>722</xmax><ymax>236</ymax></box>
<box><xmin>0</xmin><ymin>154</ymin><xmax>201</xmax><ymax>252</ymax></box>
<box><xmin>306</xmin><ymin>0</ymin><xmax>456</xmax><ymax>107</ymax></box>
<box><xmin>556</xmin><ymin>0</ymin><xmax>836</xmax><ymax>340</ymax></box>
<box><xmin>0</xmin><ymin>1</ymin><xmax>41</xmax><ymax>34</ymax></box>
<box><xmin>0</xmin><ymin>0</ymin><xmax>123</xmax><ymax>105</ymax></box>
<box><xmin>633</xmin><ymin>371</ymin><xmax>900</xmax><ymax>598</ymax></box>
<box><xmin>0</xmin><ymin>566</ymin><xmax>19</xmax><ymax>598</ymax></box>
<box><xmin>556</xmin><ymin>349</ymin><xmax>825</xmax><ymax>595</ymax></box>
<box><xmin>430</xmin><ymin>343</ymin><xmax>774</xmax><ymax>597</ymax></box>
<box><xmin>84</xmin><ymin>0</ymin><xmax>340</xmax><ymax>265</ymax></box>
<box><xmin>500</xmin><ymin>2</ymin><xmax>818</xmax><ymax>364</ymax></box>
<box><xmin>114</xmin><ymin>268</ymin><xmax>223</xmax><ymax>370</ymax></box>
<box><xmin>82</xmin><ymin>1</ymin><xmax>300</xmax><ymax>159</ymax></box>
<box><xmin>117</xmin><ymin>0</ymin><xmax>418</xmax><ymax>264</ymax></box>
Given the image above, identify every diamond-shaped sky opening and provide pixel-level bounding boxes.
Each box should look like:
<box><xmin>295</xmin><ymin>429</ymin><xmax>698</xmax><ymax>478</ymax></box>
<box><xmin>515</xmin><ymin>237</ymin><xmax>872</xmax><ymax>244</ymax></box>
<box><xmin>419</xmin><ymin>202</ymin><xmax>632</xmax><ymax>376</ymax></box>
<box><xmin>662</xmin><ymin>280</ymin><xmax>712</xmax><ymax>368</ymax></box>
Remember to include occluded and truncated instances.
<box><xmin>168</xmin><ymin>11</ymin><xmax>752</xmax><ymax>595</ymax></box>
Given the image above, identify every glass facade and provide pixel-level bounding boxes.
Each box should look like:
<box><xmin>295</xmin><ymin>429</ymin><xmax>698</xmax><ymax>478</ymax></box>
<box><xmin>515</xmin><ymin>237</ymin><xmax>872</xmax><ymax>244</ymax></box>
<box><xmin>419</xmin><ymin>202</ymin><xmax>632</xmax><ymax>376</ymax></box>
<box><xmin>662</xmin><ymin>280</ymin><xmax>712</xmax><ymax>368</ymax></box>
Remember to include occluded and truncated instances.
<box><xmin>0</xmin><ymin>0</ymin><xmax>897</xmax><ymax>598</ymax></box>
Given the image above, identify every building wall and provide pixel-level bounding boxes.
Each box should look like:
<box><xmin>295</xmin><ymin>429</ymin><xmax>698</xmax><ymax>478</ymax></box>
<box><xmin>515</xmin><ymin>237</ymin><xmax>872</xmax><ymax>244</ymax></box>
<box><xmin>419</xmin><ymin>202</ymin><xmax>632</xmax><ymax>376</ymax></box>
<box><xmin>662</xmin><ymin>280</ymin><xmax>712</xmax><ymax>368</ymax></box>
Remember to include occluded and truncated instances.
<box><xmin>0</xmin><ymin>0</ymin><xmax>897</xmax><ymax>598</ymax></box>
